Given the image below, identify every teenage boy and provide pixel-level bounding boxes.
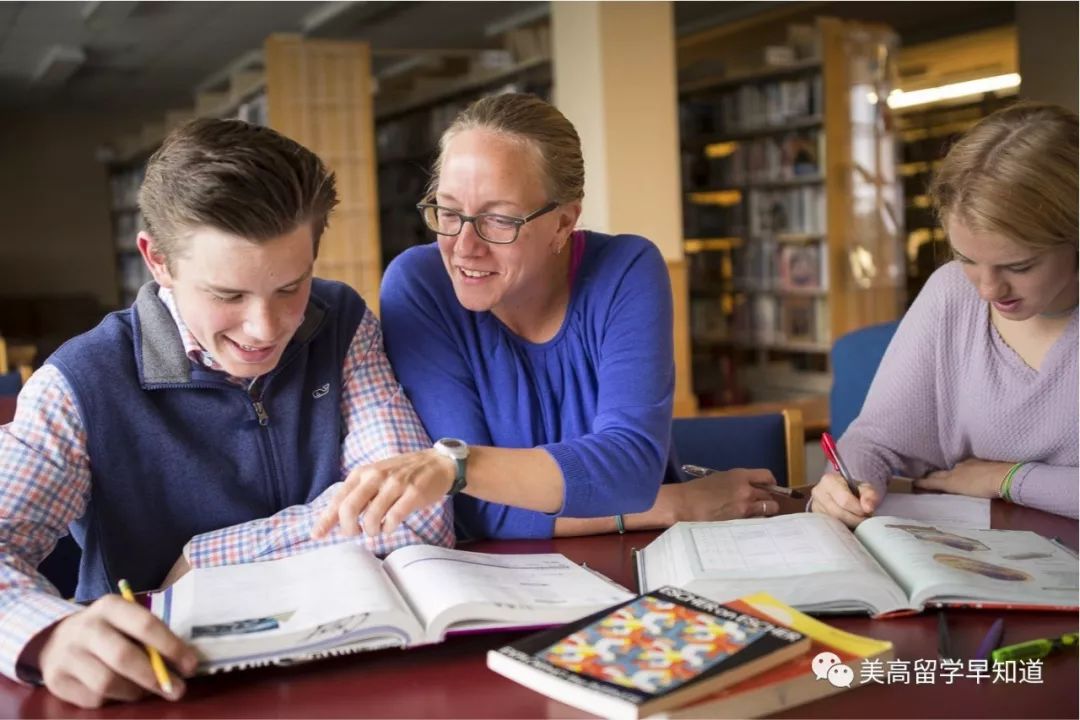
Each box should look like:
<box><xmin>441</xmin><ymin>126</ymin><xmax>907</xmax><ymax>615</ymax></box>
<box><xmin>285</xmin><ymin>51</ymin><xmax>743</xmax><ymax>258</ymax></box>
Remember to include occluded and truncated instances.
<box><xmin>0</xmin><ymin>119</ymin><xmax>452</xmax><ymax>707</ymax></box>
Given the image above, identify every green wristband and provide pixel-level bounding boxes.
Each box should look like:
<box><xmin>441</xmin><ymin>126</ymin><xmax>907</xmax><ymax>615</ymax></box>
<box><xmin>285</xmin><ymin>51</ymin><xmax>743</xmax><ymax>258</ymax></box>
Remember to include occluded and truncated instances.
<box><xmin>614</xmin><ymin>514</ymin><xmax>626</xmax><ymax>535</ymax></box>
<box><xmin>999</xmin><ymin>462</ymin><xmax>1025</xmax><ymax>502</ymax></box>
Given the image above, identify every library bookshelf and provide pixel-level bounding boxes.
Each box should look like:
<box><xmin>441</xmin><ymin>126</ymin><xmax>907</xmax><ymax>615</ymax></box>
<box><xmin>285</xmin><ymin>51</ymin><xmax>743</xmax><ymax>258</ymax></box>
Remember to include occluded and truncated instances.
<box><xmin>677</xmin><ymin>15</ymin><xmax>906</xmax><ymax>409</ymax></box>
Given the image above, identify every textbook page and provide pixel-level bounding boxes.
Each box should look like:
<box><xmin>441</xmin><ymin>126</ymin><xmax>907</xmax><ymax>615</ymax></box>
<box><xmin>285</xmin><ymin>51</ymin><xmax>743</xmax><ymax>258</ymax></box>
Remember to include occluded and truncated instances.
<box><xmin>637</xmin><ymin>514</ymin><xmax>909</xmax><ymax>615</ymax></box>
<box><xmin>855</xmin><ymin>517</ymin><xmax>1080</xmax><ymax>610</ymax></box>
<box><xmin>154</xmin><ymin>541</ymin><xmax>423</xmax><ymax>671</ymax></box>
<box><xmin>876</xmin><ymin>494</ymin><xmax>990</xmax><ymax>529</ymax></box>
<box><xmin>382</xmin><ymin>545</ymin><xmax>634</xmax><ymax>640</ymax></box>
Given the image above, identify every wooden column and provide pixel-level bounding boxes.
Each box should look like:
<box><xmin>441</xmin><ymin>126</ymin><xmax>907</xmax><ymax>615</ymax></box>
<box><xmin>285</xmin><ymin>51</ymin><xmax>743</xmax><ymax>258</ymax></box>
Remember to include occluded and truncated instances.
<box><xmin>265</xmin><ymin>34</ymin><xmax>382</xmax><ymax>313</ymax></box>
<box><xmin>822</xmin><ymin>18</ymin><xmax>905</xmax><ymax>339</ymax></box>
<box><xmin>551</xmin><ymin>1</ymin><xmax>696</xmax><ymax>415</ymax></box>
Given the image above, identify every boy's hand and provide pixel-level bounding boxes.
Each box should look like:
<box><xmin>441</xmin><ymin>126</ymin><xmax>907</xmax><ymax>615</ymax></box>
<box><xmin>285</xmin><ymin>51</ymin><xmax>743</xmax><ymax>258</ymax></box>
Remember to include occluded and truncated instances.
<box><xmin>810</xmin><ymin>472</ymin><xmax>879</xmax><ymax>528</ymax></box>
<box><xmin>312</xmin><ymin>449</ymin><xmax>454</xmax><ymax>539</ymax></box>
<box><xmin>35</xmin><ymin>596</ymin><xmax>197</xmax><ymax>708</ymax></box>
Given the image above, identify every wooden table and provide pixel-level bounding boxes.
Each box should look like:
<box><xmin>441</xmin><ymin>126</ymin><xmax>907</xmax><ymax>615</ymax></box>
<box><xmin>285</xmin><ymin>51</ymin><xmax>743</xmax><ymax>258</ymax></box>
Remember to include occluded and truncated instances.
<box><xmin>0</xmin><ymin>396</ymin><xmax>15</xmax><ymax>424</ymax></box>
<box><xmin>3</xmin><ymin>498</ymin><xmax>1075</xmax><ymax>719</ymax></box>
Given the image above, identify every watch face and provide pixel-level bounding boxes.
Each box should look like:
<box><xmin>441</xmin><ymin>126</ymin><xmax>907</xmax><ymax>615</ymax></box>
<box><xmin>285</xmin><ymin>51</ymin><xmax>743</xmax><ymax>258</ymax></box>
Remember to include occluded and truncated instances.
<box><xmin>435</xmin><ymin>438</ymin><xmax>469</xmax><ymax>460</ymax></box>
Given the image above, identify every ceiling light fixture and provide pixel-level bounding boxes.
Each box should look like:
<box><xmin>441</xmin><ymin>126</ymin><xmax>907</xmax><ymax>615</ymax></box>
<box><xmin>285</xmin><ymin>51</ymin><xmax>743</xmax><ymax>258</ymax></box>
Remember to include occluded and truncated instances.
<box><xmin>301</xmin><ymin>1</ymin><xmax>360</xmax><ymax>34</ymax></box>
<box><xmin>483</xmin><ymin>4</ymin><xmax>550</xmax><ymax>37</ymax></box>
<box><xmin>32</xmin><ymin>45</ymin><xmax>87</xmax><ymax>87</ymax></box>
<box><xmin>81</xmin><ymin>1</ymin><xmax>139</xmax><ymax>24</ymax></box>
<box><xmin>886</xmin><ymin>73</ymin><xmax>1021</xmax><ymax>109</ymax></box>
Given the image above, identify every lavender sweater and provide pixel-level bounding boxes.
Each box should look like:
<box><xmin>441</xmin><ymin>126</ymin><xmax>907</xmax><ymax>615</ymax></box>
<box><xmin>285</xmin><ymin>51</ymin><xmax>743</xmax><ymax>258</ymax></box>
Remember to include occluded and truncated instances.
<box><xmin>839</xmin><ymin>261</ymin><xmax>1078</xmax><ymax>518</ymax></box>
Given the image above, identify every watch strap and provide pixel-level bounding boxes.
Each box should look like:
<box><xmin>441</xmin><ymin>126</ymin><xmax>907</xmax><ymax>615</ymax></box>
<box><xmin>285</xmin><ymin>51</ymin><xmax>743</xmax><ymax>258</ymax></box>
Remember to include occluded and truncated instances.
<box><xmin>447</xmin><ymin>457</ymin><xmax>467</xmax><ymax>496</ymax></box>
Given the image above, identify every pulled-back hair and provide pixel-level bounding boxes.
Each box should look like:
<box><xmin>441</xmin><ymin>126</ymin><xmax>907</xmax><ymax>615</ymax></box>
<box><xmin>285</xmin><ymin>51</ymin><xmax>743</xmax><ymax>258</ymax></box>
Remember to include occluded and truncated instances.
<box><xmin>429</xmin><ymin>93</ymin><xmax>585</xmax><ymax>204</ymax></box>
<box><xmin>139</xmin><ymin>118</ymin><xmax>338</xmax><ymax>265</ymax></box>
<box><xmin>930</xmin><ymin>101</ymin><xmax>1078</xmax><ymax>250</ymax></box>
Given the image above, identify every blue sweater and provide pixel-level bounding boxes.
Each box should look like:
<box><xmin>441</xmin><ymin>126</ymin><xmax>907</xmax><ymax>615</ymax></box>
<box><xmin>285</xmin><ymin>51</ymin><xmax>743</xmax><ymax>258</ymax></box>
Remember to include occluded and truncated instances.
<box><xmin>48</xmin><ymin>279</ymin><xmax>364</xmax><ymax>600</ymax></box>
<box><xmin>381</xmin><ymin>232</ymin><xmax>676</xmax><ymax>539</ymax></box>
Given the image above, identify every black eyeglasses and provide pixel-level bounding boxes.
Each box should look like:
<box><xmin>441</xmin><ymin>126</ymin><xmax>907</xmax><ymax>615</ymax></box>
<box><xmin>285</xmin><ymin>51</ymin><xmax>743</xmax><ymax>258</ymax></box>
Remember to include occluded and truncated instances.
<box><xmin>416</xmin><ymin>200</ymin><xmax>559</xmax><ymax>245</ymax></box>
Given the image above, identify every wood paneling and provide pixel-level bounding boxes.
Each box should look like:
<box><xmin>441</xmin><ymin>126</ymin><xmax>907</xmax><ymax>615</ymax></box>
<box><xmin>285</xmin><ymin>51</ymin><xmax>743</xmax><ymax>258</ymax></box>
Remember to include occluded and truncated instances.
<box><xmin>898</xmin><ymin>25</ymin><xmax>1017</xmax><ymax>92</ymax></box>
<box><xmin>668</xmin><ymin>258</ymin><xmax>697</xmax><ymax>417</ymax></box>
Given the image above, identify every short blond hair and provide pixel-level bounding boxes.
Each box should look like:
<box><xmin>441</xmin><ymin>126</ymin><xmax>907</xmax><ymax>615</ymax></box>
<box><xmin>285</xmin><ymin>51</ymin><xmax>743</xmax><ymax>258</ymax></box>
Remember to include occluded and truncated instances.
<box><xmin>429</xmin><ymin>93</ymin><xmax>584</xmax><ymax>204</ymax></box>
<box><xmin>930</xmin><ymin>101</ymin><xmax>1078</xmax><ymax>251</ymax></box>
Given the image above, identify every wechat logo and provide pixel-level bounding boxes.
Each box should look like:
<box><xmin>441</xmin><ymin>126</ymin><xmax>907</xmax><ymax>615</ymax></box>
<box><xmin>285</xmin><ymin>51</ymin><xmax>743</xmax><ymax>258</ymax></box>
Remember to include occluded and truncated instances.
<box><xmin>812</xmin><ymin>651</ymin><xmax>854</xmax><ymax>688</ymax></box>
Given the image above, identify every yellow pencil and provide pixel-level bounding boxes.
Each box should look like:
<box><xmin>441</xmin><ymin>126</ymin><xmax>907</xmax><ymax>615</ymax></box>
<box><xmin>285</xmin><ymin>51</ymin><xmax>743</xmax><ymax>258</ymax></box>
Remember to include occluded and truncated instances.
<box><xmin>117</xmin><ymin>579</ymin><xmax>173</xmax><ymax>694</ymax></box>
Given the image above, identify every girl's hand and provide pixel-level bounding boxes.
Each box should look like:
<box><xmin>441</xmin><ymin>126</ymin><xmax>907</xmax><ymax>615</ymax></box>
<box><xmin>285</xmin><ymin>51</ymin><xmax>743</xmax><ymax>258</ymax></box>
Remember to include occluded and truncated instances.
<box><xmin>915</xmin><ymin>459</ymin><xmax>1014</xmax><ymax>498</ymax></box>
<box><xmin>810</xmin><ymin>472</ymin><xmax>880</xmax><ymax>528</ymax></box>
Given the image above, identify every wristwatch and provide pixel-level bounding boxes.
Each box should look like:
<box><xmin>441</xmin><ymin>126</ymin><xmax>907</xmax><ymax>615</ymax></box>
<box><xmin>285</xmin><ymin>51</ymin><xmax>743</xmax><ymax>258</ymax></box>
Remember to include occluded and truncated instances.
<box><xmin>433</xmin><ymin>438</ymin><xmax>469</xmax><ymax>496</ymax></box>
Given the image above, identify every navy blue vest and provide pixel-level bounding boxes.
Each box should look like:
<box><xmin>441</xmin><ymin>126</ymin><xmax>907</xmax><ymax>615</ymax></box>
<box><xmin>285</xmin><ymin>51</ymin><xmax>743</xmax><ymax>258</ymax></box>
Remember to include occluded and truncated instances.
<box><xmin>48</xmin><ymin>279</ymin><xmax>365</xmax><ymax>601</ymax></box>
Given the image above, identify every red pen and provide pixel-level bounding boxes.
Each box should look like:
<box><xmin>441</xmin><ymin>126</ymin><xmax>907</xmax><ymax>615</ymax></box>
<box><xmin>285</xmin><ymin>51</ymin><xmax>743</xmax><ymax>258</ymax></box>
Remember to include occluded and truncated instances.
<box><xmin>820</xmin><ymin>432</ymin><xmax>861</xmax><ymax>497</ymax></box>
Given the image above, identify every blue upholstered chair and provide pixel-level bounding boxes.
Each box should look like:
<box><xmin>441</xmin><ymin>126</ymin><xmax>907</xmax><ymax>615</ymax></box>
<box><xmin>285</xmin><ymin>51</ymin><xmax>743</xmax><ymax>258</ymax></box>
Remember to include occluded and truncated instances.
<box><xmin>0</xmin><ymin>372</ymin><xmax>21</xmax><ymax>396</ymax></box>
<box><xmin>671</xmin><ymin>410</ymin><xmax>805</xmax><ymax>489</ymax></box>
<box><xmin>829</xmin><ymin>320</ymin><xmax>900</xmax><ymax>440</ymax></box>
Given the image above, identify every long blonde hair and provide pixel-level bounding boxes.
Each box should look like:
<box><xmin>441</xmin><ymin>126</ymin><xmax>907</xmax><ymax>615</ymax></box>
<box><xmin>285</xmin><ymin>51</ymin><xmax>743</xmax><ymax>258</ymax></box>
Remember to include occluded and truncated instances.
<box><xmin>930</xmin><ymin>101</ymin><xmax>1078</xmax><ymax>251</ymax></box>
<box><xmin>429</xmin><ymin>93</ymin><xmax>585</xmax><ymax>205</ymax></box>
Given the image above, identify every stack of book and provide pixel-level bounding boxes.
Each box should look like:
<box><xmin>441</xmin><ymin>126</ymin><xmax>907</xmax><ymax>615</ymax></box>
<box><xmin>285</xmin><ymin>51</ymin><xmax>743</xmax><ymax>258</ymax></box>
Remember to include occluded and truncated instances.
<box><xmin>487</xmin><ymin>587</ymin><xmax>894</xmax><ymax>718</ymax></box>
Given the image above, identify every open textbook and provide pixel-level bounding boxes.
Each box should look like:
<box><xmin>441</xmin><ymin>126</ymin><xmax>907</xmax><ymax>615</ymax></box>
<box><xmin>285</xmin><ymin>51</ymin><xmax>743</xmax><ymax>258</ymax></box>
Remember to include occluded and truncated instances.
<box><xmin>636</xmin><ymin>513</ymin><xmax>1079</xmax><ymax>617</ymax></box>
<box><xmin>151</xmin><ymin>541</ymin><xmax>634</xmax><ymax>673</ymax></box>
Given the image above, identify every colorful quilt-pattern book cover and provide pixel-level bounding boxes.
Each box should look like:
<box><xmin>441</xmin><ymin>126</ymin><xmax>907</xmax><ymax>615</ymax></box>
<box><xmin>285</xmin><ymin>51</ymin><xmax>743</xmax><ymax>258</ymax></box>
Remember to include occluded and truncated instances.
<box><xmin>540</xmin><ymin>595</ymin><xmax>766</xmax><ymax>695</ymax></box>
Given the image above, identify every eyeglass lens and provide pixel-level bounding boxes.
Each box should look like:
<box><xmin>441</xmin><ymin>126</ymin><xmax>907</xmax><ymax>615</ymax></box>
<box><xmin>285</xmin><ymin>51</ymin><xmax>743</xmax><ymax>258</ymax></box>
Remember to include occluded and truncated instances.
<box><xmin>420</xmin><ymin>206</ymin><xmax>519</xmax><ymax>244</ymax></box>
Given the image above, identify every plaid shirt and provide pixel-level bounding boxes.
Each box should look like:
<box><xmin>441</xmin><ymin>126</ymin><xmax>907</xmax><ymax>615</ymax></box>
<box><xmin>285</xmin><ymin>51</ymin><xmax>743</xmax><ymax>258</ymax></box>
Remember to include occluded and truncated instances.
<box><xmin>0</xmin><ymin>288</ymin><xmax>451</xmax><ymax>682</ymax></box>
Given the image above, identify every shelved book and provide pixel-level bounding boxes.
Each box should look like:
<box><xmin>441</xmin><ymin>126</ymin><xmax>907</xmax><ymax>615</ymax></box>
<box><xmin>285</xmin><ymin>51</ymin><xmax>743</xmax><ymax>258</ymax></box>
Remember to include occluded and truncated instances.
<box><xmin>777</xmin><ymin>243</ymin><xmax>825</xmax><ymax>291</ymax></box>
<box><xmin>151</xmin><ymin>541</ymin><xmax>634</xmax><ymax>673</ymax></box>
<box><xmin>486</xmin><ymin>586</ymin><xmax>811</xmax><ymax>720</ymax></box>
<box><xmin>636</xmin><ymin>514</ymin><xmax>1079</xmax><ymax>617</ymax></box>
<box><xmin>655</xmin><ymin>592</ymin><xmax>893</xmax><ymax>718</ymax></box>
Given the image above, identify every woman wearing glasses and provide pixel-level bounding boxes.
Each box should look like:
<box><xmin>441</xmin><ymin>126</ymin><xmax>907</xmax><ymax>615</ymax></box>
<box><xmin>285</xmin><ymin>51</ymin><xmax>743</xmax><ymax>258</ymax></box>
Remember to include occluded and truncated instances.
<box><xmin>313</xmin><ymin>93</ymin><xmax>779</xmax><ymax>542</ymax></box>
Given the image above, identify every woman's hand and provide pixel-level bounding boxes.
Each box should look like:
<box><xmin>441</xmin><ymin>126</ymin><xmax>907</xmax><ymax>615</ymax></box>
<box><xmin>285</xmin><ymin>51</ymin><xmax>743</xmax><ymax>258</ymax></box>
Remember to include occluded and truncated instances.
<box><xmin>914</xmin><ymin>459</ymin><xmax>1014</xmax><ymax>498</ymax></box>
<box><xmin>654</xmin><ymin>469</ymin><xmax>782</xmax><ymax>524</ymax></box>
<box><xmin>311</xmin><ymin>450</ymin><xmax>454</xmax><ymax>539</ymax></box>
<box><xmin>810</xmin><ymin>472</ymin><xmax>880</xmax><ymax>528</ymax></box>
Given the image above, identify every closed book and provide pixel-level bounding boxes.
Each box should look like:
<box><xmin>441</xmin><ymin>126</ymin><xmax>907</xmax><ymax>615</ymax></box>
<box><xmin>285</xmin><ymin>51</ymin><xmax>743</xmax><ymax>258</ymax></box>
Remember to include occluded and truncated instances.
<box><xmin>486</xmin><ymin>586</ymin><xmax>811</xmax><ymax>720</ymax></box>
<box><xmin>656</xmin><ymin>592</ymin><xmax>894</xmax><ymax>718</ymax></box>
